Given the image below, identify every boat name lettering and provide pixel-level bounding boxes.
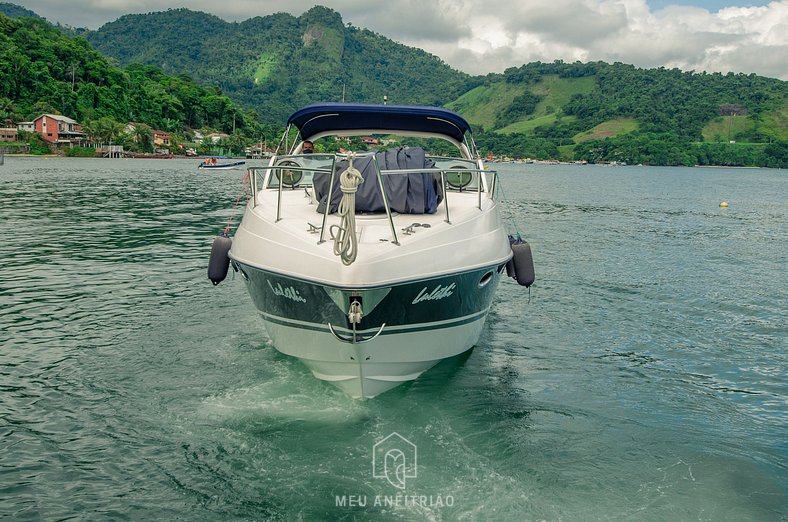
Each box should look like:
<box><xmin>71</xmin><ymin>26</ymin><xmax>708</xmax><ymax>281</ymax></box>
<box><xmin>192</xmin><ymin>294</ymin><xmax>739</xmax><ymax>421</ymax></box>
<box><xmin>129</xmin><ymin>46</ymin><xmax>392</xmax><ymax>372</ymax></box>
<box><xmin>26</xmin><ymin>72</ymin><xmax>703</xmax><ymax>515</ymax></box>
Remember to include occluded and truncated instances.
<box><xmin>412</xmin><ymin>283</ymin><xmax>456</xmax><ymax>304</ymax></box>
<box><xmin>267</xmin><ymin>281</ymin><xmax>307</xmax><ymax>303</ymax></box>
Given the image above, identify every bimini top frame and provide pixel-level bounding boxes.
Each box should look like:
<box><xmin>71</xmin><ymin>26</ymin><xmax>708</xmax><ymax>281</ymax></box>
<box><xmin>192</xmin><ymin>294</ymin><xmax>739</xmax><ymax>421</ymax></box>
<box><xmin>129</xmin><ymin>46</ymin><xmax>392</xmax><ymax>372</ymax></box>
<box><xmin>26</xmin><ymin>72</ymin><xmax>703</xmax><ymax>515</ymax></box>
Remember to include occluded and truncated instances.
<box><xmin>279</xmin><ymin>103</ymin><xmax>480</xmax><ymax>159</ymax></box>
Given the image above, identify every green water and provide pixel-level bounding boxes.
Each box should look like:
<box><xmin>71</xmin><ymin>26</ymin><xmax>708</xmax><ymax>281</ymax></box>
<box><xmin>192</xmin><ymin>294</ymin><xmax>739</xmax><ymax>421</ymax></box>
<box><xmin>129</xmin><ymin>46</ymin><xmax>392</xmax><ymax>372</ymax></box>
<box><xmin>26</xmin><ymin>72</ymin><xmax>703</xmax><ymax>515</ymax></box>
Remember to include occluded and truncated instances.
<box><xmin>1</xmin><ymin>157</ymin><xmax>785</xmax><ymax>520</ymax></box>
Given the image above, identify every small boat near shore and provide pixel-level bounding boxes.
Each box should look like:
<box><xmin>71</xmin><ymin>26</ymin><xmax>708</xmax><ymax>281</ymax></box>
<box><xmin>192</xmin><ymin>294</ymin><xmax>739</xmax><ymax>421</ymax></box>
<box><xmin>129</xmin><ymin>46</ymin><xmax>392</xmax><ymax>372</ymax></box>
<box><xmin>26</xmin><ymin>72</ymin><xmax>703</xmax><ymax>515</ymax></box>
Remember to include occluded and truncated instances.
<box><xmin>124</xmin><ymin>152</ymin><xmax>174</xmax><ymax>159</ymax></box>
<box><xmin>209</xmin><ymin>103</ymin><xmax>535</xmax><ymax>398</ymax></box>
<box><xmin>198</xmin><ymin>159</ymin><xmax>246</xmax><ymax>170</ymax></box>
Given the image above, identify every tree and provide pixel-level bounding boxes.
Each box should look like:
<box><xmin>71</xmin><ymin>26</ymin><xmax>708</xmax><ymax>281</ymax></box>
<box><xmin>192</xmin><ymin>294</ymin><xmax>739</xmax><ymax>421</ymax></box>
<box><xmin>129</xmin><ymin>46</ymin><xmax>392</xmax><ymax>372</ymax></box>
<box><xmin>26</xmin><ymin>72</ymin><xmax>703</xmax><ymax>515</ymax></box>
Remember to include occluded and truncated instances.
<box><xmin>129</xmin><ymin>122</ymin><xmax>153</xmax><ymax>152</ymax></box>
<box><xmin>83</xmin><ymin>116</ymin><xmax>124</xmax><ymax>145</ymax></box>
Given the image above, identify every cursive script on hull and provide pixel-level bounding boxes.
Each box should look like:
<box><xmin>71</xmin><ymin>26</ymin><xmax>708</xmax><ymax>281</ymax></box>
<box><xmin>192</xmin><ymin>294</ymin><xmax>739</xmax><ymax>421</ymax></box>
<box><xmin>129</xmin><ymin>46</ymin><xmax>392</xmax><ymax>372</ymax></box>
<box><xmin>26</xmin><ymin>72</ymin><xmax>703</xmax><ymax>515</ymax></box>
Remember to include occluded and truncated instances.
<box><xmin>267</xmin><ymin>280</ymin><xmax>307</xmax><ymax>303</ymax></box>
<box><xmin>411</xmin><ymin>283</ymin><xmax>456</xmax><ymax>304</ymax></box>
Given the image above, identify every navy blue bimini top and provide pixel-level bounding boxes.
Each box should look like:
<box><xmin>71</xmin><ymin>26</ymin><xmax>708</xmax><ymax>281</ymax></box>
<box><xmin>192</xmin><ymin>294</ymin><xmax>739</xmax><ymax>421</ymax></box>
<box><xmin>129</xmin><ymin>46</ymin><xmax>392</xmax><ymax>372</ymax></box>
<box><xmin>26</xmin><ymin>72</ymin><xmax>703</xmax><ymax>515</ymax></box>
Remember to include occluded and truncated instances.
<box><xmin>287</xmin><ymin>103</ymin><xmax>472</xmax><ymax>143</ymax></box>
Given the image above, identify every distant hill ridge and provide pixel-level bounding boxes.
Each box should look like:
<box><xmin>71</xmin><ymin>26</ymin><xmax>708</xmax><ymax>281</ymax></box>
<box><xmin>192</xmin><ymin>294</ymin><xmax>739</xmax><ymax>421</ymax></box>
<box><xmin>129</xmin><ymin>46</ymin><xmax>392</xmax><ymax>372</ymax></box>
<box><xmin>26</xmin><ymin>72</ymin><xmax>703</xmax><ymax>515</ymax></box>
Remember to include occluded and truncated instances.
<box><xmin>0</xmin><ymin>2</ymin><xmax>41</xmax><ymax>20</ymax></box>
<box><xmin>83</xmin><ymin>7</ymin><xmax>788</xmax><ymax>143</ymax></box>
<box><xmin>0</xmin><ymin>3</ymin><xmax>785</xmax><ymax>167</ymax></box>
<box><xmin>84</xmin><ymin>6</ymin><xmax>472</xmax><ymax>123</ymax></box>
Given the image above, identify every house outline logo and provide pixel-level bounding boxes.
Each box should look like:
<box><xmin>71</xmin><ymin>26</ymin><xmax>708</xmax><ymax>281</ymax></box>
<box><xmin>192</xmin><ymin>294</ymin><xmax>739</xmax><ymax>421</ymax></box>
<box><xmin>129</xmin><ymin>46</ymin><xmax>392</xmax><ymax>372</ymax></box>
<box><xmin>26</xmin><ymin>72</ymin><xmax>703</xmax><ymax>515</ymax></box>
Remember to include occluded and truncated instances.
<box><xmin>372</xmin><ymin>432</ymin><xmax>417</xmax><ymax>489</ymax></box>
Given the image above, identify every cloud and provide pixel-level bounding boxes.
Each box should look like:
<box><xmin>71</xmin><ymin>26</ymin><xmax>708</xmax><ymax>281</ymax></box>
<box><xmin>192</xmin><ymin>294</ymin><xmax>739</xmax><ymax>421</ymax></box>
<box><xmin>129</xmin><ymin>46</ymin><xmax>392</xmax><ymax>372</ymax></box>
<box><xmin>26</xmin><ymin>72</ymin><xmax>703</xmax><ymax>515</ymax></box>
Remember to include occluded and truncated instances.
<box><xmin>507</xmin><ymin>0</ymin><xmax>630</xmax><ymax>47</ymax></box>
<box><xmin>343</xmin><ymin>0</ymin><xmax>473</xmax><ymax>43</ymax></box>
<box><xmin>15</xmin><ymin>0</ymin><xmax>788</xmax><ymax>79</ymax></box>
<box><xmin>422</xmin><ymin>0</ymin><xmax>788</xmax><ymax>79</ymax></box>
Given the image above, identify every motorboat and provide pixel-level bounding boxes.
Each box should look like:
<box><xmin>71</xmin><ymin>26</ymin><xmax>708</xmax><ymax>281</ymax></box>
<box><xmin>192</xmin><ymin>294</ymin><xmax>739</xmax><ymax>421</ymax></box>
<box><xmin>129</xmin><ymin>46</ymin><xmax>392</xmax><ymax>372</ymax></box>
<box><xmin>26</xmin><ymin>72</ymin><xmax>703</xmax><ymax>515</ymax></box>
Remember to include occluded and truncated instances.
<box><xmin>198</xmin><ymin>159</ymin><xmax>246</xmax><ymax>170</ymax></box>
<box><xmin>210</xmin><ymin>103</ymin><xmax>534</xmax><ymax>398</ymax></box>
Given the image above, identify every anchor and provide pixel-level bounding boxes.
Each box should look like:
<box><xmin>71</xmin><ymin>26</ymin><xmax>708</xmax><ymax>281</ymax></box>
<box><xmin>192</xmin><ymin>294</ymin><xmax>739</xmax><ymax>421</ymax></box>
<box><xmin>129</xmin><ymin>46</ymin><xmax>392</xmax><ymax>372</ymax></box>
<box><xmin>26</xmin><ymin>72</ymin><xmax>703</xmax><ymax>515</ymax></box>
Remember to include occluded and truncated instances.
<box><xmin>327</xmin><ymin>299</ymin><xmax>386</xmax><ymax>344</ymax></box>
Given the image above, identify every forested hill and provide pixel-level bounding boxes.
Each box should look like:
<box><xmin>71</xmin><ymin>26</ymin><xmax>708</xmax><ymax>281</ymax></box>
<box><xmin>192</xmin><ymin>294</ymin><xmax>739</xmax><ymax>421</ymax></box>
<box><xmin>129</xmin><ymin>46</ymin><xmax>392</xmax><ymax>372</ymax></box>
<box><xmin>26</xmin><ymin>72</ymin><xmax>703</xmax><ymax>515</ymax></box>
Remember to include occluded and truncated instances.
<box><xmin>0</xmin><ymin>2</ymin><xmax>41</xmax><ymax>20</ymax></box>
<box><xmin>84</xmin><ymin>6</ymin><xmax>473</xmax><ymax>123</ymax></box>
<box><xmin>0</xmin><ymin>13</ymin><xmax>262</xmax><ymax>139</ymax></box>
<box><xmin>457</xmin><ymin>61</ymin><xmax>787</xmax><ymax>166</ymax></box>
<box><xmin>77</xmin><ymin>5</ymin><xmax>787</xmax><ymax>165</ymax></box>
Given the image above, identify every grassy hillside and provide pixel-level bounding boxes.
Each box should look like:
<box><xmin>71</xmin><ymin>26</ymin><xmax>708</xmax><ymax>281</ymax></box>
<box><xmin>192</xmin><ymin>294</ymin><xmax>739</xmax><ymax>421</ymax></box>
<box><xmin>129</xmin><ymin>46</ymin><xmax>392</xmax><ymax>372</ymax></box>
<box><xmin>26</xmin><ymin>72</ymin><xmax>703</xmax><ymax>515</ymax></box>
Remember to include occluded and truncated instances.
<box><xmin>498</xmin><ymin>113</ymin><xmax>576</xmax><ymax>134</ymax></box>
<box><xmin>573</xmin><ymin>117</ymin><xmax>639</xmax><ymax>143</ymax></box>
<box><xmin>453</xmin><ymin>61</ymin><xmax>786</xmax><ymax>166</ymax></box>
<box><xmin>253</xmin><ymin>52</ymin><xmax>278</xmax><ymax>84</ymax></box>
<box><xmin>446</xmin><ymin>83</ymin><xmax>523</xmax><ymax>128</ymax></box>
<box><xmin>529</xmin><ymin>75</ymin><xmax>596</xmax><ymax>116</ymax></box>
<box><xmin>494</xmin><ymin>76</ymin><xmax>593</xmax><ymax>134</ymax></box>
<box><xmin>702</xmin><ymin>100</ymin><xmax>787</xmax><ymax>143</ymax></box>
<box><xmin>702</xmin><ymin>115</ymin><xmax>755</xmax><ymax>142</ymax></box>
<box><xmin>762</xmin><ymin>100</ymin><xmax>788</xmax><ymax>140</ymax></box>
<box><xmin>448</xmin><ymin>75</ymin><xmax>595</xmax><ymax>133</ymax></box>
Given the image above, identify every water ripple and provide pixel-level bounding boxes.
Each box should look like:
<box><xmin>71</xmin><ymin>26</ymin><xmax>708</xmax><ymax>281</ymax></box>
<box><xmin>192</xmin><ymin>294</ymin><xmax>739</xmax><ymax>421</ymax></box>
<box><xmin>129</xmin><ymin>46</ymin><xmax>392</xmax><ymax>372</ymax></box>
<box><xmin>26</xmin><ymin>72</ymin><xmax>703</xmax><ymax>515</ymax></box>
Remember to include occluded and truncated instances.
<box><xmin>0</xmin><ymin>159</ymin><xmax>785</xmax><ymax>519</ymax></box>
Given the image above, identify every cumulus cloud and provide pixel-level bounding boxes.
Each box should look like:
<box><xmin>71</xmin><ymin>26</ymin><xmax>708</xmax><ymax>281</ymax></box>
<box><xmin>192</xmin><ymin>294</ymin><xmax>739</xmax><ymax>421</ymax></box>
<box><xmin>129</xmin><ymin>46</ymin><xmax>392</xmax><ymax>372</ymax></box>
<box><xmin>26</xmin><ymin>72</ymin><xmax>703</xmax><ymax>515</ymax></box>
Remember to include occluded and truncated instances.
<box><xmin>343</xmin><ymin>0</ymin><xmax>472</xmax><ymax>43</ymax></box>
<box><xmin>15</xmin><ymin>0</ymin><xmax>788</xmax><ymax>79</ymax></box>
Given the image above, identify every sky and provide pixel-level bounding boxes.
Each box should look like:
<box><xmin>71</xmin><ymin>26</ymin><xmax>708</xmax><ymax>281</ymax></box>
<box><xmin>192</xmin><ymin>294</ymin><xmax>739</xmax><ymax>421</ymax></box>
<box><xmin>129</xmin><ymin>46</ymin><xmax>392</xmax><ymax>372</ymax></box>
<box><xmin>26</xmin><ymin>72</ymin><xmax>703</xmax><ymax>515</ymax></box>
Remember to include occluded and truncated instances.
<box><xmin>12</xmin><ymin>0</ymin><xmax>788</xmax><ymax>79</ymax></box>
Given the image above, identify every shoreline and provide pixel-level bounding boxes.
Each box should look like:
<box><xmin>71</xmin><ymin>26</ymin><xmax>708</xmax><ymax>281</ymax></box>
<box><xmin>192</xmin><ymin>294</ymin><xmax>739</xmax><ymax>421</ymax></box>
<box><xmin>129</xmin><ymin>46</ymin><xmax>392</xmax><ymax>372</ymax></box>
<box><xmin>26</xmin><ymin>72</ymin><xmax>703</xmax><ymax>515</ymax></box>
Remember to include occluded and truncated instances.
<box><xmin>0</xmin><ymin>154</ymin><xmax>774</xmax><ymax>168</ymax></box>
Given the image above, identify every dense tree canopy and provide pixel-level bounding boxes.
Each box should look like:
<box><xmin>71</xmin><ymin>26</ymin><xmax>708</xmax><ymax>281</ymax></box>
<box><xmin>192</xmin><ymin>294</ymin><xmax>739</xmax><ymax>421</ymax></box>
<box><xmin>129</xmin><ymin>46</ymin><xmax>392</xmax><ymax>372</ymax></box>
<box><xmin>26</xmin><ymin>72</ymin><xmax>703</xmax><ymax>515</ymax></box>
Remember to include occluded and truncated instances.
<box><xmin>0</xmin><ymin>12</ymin><xmax>266</xmax><ymax>151</ymax></box>
<box><xmin>84</xmin><ymin>6</ymin><xmax>472</xmax><ymax>123</ymax></box>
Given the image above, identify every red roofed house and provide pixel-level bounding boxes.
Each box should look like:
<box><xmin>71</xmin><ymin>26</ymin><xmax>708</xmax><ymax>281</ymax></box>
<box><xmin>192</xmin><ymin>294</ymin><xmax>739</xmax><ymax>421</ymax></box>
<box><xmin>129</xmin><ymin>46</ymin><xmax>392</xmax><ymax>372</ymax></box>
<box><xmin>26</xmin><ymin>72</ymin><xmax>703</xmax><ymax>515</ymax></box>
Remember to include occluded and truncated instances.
<box><xmin>153</xmin><ymin>130</ymin><xmax>171</xmax><ymax>147</ymax></box>
<box><xmin>34</xmin><ymin>114</ymin><xmax>84</xmax><ymax>144</ymax></box>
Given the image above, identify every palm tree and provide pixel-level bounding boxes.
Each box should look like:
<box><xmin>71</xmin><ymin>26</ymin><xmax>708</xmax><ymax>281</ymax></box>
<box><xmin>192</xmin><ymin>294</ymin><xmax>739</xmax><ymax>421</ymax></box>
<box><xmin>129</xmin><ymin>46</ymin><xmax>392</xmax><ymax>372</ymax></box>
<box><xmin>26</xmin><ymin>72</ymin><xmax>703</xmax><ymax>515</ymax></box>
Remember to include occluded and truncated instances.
<box><xmin>83</xmin><ymin>117</ymin><xmax>125</xmax><ymax>146</ymax></box>
<box><xmin>130</xmin><ymin>123</ymin><xmax>153</xmax><ymax>152</ymax></box>
<box><xmin>97</xmin><ymin>117</ymin><xmax>125</xmax><ymax>145</ymax></box>
<box><xmin>80</xmin><ymin>120</ymin><xmax>100</xmax><ymax>144</ymax></box>
<box><xmin>161</xmin><ymin>117</ymin><xmax>180</xmax><ymax>133</ymax></box>
<box><xmin>0</xmin><ymin>97</ymin><xmax>15</xmax><ymax>120</ymax></box>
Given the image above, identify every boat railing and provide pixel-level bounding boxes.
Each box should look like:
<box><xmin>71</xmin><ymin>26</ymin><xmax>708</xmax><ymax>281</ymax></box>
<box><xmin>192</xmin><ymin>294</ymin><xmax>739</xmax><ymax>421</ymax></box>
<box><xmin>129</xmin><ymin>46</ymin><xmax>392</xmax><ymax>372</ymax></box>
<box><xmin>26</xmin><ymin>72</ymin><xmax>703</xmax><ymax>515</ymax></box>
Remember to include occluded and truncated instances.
<box><xmin>245</xmin><ymin>152</ymin><xmax>499</xmax><ymax>246</ymax></box>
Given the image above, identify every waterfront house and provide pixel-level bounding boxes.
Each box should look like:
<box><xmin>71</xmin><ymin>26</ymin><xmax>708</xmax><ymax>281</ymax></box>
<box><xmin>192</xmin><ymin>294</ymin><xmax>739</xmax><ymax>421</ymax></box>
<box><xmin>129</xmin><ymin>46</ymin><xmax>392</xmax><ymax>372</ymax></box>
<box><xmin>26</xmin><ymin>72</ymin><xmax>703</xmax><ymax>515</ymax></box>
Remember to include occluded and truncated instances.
<box><xmin>17</xmin><ymin>121</ymin><xmax>35</xmax><ymax>133</ymax></box>
<box><xmin>153</xmin><ymin>130</ymin><xmax>171</xmax><ymax>147</ymax></box>
<box><xmin>0</xmin><ymin>127</ymin><xmax>18</xmax><ymax>142</ymax></box>
<box><xmin>33</xmin><ymin>114</ymin><xmax>84</xmax><ymax>144</ymax></box>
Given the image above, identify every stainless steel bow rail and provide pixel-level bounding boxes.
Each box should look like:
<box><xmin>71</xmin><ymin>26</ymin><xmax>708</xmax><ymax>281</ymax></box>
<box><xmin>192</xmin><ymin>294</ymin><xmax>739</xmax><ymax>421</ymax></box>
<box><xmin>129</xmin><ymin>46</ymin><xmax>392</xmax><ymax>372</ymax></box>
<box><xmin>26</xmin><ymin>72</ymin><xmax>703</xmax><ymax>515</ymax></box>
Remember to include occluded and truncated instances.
<box><xmin>245</xmin><ymin>152</ymin><xmax>499</xmax><ymax>249</ymax></box>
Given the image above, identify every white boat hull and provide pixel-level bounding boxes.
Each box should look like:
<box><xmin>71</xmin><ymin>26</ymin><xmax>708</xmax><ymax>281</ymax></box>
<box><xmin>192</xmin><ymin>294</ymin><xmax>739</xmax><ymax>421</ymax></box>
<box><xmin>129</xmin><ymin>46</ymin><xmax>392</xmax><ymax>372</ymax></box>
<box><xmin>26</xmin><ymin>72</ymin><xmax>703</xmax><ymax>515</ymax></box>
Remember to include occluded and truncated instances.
<box><xmin>232</xmin><ymin>259</ymin><xmax>505</xmax><ymax>398</ymax></box>
<box><xmin>262</xmin><ymin>310</ymin><xmax>488</xmax><ymax>398</ymax></box>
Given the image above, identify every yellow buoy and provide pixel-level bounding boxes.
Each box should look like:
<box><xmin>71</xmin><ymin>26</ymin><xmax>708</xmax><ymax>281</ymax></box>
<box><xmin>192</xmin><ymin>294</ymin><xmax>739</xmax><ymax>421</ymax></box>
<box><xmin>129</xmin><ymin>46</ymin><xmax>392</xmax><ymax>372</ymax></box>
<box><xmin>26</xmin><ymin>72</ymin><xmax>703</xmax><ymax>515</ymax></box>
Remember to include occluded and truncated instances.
<box><xmin>719</xmin><ymin>201</ymin><xmax>729</xmax><ymax>207</ymax></box>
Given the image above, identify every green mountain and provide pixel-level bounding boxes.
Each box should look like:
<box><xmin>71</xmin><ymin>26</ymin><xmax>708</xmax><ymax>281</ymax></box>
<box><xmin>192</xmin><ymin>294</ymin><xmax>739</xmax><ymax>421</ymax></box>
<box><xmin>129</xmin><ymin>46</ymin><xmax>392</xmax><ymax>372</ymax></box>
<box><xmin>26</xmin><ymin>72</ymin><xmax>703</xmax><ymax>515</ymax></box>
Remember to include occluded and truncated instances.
<box><xmin>0</xmin><ymin>2</ymin><xmax>42</xmax><ymax>20</ymax></box>
<box><xmin>85</xmin><ymin>6</ymin><xmax>473</xmax><ymax>123</ymax></box>
<box><xmin>80</xmin><ymin>6</ymin><xmax>787</xmax><ymax>166</ymax></box>
<box><xmin>0</xmin><ymin>13</ymin><xmax>263</xmax><ymax>147</ymax></box>
<box><xmin>454</xmin><ymin>61</ymin><xmax>787</xmax><ymax>166</ymax></box>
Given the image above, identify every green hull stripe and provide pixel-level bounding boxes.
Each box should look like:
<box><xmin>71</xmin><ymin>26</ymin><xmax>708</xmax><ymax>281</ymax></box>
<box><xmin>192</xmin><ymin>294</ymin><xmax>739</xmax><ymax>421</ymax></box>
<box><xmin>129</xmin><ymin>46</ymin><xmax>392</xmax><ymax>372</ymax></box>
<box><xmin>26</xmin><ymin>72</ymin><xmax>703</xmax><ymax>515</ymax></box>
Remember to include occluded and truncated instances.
<box><xmin>260</xmin><ymin>308</ymin><xmax>489</xmax><ymax>336</ymax></box>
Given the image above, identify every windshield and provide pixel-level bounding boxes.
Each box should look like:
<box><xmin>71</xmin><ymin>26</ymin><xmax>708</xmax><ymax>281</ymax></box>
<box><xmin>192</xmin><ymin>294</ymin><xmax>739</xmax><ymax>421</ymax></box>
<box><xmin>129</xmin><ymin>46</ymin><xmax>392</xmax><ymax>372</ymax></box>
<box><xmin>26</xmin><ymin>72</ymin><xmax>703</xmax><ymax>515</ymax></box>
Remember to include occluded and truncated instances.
<box><xmin>266</xmin><ymin>154</ymin><xmax>334</xmax><ymax>188</ymax></box>
<box><xmin>265</xmin><ymin>152</ymin><xmax>480</xmax><ymax>191</ymax></box>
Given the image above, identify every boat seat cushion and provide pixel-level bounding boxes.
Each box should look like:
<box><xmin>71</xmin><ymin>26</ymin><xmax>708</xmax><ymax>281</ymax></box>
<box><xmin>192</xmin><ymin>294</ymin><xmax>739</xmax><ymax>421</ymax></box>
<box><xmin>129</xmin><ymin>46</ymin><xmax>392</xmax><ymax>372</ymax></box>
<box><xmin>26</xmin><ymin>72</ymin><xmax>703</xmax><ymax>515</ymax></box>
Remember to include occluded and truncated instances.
<box><xmin>315</xmin><ymin>147</ymin><xmax>442</xmax><ymax>214</ymax></box>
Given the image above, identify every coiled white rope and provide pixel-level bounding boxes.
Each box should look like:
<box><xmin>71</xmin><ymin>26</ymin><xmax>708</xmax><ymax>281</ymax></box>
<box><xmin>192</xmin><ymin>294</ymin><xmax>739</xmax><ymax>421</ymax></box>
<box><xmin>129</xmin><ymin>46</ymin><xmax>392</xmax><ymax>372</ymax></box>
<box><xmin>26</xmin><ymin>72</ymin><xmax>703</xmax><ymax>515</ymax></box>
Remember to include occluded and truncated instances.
<box><xmin>331</xmin><ymin>153</ymin><xmax>364</xmax><ymax>265</ymax></box>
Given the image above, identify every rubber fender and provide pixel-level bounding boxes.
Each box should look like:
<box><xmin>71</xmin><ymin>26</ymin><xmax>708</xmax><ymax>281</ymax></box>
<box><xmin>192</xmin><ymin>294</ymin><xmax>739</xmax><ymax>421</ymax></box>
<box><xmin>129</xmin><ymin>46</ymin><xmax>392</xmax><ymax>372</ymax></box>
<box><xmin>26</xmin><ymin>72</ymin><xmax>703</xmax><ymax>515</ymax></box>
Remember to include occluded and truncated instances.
<box><xmin>506</xmin><ymin>234</ymin><xmax>521</xmax><ymax>279</ymax></box>
<box><xmin>506</xmin><ymin>234</ymin><xmax>525</xmax><ymax>279</ymax></box>
<box><xmin>511</xmin><ymin>242</ymin><xmax>535</xmax><ymax>287</ymax></box>
<box><xmin>208</xmin><ymin>234</ymin><xmax>232</xmax><ymax>285</ymax></box>
<box><xmin>505</xmin><ymin>257</ymin><xmax>516</xmax><ymax>278</ymax></box>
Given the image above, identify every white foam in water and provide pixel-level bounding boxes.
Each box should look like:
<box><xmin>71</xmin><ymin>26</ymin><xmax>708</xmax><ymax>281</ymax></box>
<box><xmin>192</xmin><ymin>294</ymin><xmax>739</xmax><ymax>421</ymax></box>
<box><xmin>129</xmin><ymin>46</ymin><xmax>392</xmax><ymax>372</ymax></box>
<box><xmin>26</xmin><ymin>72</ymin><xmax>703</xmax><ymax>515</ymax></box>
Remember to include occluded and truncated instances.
<box><xmin>198</xmin><ymin>368</ymin><xmax>369</xmax><ymax>424</ymax></box>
